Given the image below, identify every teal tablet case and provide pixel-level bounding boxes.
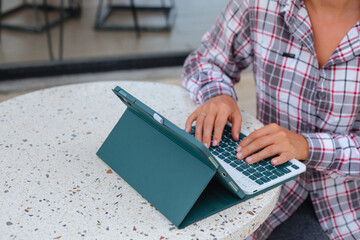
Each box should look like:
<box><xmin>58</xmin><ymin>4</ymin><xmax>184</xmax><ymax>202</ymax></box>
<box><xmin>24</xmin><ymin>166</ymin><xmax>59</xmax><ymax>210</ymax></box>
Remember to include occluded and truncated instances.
<box><xmin>96</xmin><ymin>86</ymin><xmax>296</xmax><ymax>228</ymax></box>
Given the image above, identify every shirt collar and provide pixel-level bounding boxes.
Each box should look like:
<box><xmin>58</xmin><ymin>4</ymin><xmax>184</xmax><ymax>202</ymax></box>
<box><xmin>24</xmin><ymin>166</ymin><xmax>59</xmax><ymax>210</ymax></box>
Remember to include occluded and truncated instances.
<box><xmin>278</xmin><ymin>0</ymin><xmax>303</xmax><ymax>25</ymax></box>
<box><xmin>279</xmin><ymin>0</ymin><xmax>360</xmax><ymax>67</ymax></box>
<box><xmin>328</xmin><ymin>21</ymin><xmax>360</xmax><ymax>67</ymax></box>
<box><xmin>278</xmin><ymin>0</ymin><xmax>316</xmax><ymax>56</ymax></box>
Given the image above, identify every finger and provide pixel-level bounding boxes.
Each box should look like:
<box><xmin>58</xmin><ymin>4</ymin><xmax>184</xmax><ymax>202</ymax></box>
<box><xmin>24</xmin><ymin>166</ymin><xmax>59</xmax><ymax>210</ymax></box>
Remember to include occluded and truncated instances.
<box><xmin>185</xmin><ymin>111</ymin><xmax>198</xmax><ymax>132</ymax></box>
<box><xmin>238</xmin><ymin>135</ymin><xmax>275</xmax><ymax>160</ymax></box>
<box><xmin>195</xmin><ymin>113</ymin><xmax>206</xmax><ymax>146</ymax></box>
<box><xmin>244</xmin><ymin>145</ymin><xmax>280</xmax><ymax>164</ymax></box>
<box><xmin>240</xmin><ymin>123</ymin><xmax>280</xmax><ymax>147</ymax></box>
<box><xmin>271</xmin><ymin>152</ymin><xmax>292</xmax><ymax>165</ymax></box>
<box><xmin>212</xmin><ymin>113</ymin><xmax>228</xmax><ymax>147</ymax></box>
<box><xmin>231</xmin><ymin>111</ymin><xmax>242</xmax><ymax>141</ymax></box>
<box><xmin>202</xmin><ymin>113</ymin><xmax>216</xmax><ymax>148</ymax></box>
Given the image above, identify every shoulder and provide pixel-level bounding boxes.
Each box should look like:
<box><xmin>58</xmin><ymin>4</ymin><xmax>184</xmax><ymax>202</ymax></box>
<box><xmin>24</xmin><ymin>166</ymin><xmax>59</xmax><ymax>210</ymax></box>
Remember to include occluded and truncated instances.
<box><xmin>227</xmin><ymin>0</ymin><xmax>286</xmax><ymax>11</ymax></box>
<box><xmin>246</xmin><ymin>0</ymin><xmax>289</xmax><ymax>30</ymax></box>
<box><xmin>248</xmin><ymin>0</ymin><xmax>284</xmax><ymax>12</ymax></box>
<box><xmin>224</xmin><ymin>0</ymin><xmax>284</xmax><ymax>21</ymax></box>
<box><xmin>227</xmin><ymin>0</ymin><xmax>287</xmax><ymax>26</ymax></box>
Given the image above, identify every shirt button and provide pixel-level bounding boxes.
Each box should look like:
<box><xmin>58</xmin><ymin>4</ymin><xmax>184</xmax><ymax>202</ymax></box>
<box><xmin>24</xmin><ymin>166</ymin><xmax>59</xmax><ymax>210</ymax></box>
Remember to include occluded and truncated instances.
<box><xmin>311</xmin><ymin>82</ymin><xmax>317</xmax><ymax>90</ymax></box>
<box><xmin>326</xmin><ymin>229</ymin><xmax>333</xmax><ymax>234</ymax></box>
<box><xmin>316</xmin><ymin>91</ymin><xmax>326</xmax><ymax>99</ymax></box>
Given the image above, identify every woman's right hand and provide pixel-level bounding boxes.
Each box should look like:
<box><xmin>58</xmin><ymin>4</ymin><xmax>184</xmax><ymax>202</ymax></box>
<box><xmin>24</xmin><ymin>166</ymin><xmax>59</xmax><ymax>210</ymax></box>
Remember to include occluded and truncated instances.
<box><xmin>185</xmin><ymin>95</ymin><xmax>242</xmax><ymax>148</ymax></box>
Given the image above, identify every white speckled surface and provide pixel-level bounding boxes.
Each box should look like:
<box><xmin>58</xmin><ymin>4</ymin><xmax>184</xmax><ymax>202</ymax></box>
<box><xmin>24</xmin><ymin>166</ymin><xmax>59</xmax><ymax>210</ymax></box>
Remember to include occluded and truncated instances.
<box><xmin>0</xmin><ymin>81</ymin><xmax>280</xmax><ymax>239</ymax></box>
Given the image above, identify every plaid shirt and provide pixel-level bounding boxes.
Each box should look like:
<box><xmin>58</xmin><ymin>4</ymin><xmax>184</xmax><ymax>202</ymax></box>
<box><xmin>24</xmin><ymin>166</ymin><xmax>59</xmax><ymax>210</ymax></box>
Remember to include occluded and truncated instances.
<box><xmin>181</xmin><ymin>0</ymin><xmax>360</xmax><ymax>239</ymax></box>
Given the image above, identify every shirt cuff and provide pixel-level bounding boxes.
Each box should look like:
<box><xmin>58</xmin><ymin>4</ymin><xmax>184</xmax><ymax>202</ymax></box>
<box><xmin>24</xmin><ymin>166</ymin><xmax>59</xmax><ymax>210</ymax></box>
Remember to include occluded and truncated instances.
<box><xmin>301</xmin><ymin>132</ymin><xmax>336</xmax><ymax>170</ymax></box>
<box><xmin>197</xmin><ymin>80</ymin><xmax>238</xmax><ymax>105</ymax></box>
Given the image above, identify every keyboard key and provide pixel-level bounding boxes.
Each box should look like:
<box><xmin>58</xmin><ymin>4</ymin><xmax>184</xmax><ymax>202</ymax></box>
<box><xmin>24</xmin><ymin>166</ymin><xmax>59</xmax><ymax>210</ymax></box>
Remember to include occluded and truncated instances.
<box><xmin>228</xmin><ymin>156</ymin><xmax>237</xmax><ymax>161</ymax></box>
<box><xmin>260</xmin><ymin>176</ymin><xmax>271</xmax><ymax>183</ymax></box>
<box><xmin>269</xmin><ymin>175</ymin><xmax>278</xmax><ymax>180</ymax></box>
<box><xmin>276</xmin><ymin>164</ymin><xmax>286</xmax><ymax>170</ymax></box>
<box><xmin>258</xmin><ymin>161</ymin><xmax>268</xmax><ymax>167</ymax></box>
<box><xmin>291</xmin><ymin>165</ymin><xmax>300</xmax><ymax>170</ymax></box>
<box><xmin>230</xmin><ymin>163</ymin><xmax>237</xmax><ymax>168</ymax></box>
<box><xmin>256</xmin><ymin>179</ymin><xmax>264</xmax><ymax>185</ymax></box>
<box><xmin>282</xmin><ymin>167</ymin><xmax>291</xmax><ymax>174</ymax></box>
<box><xmin>272</xmin><ymin>169</ymin><xmax>284</xmax><ymax>176</ymax></box>
<box><xmin>264</xmin><ymin>171</ymin><xmax>272</xmax><ymax>176</ymax></box>
<box><xmin>224</xmin><ymin>158</ymin><xmax>231</xmax><ymax>163</ymax></box>
<box><xmin>229</xmin><ymin>142</ymin><xmax>237</xmax><ymax>147</ymax></box>
<box><xmin>222</xmin><ymin>152</ymin><xmax>231</xmax><ymax>157</ymax></box>
<box><xmin>249</xmin><ymin>175</ymin><xmax>257</xmax><ymax>181</ymax></box>
<box><xmin>266</xmin><ymin>165</ymin><xmax>277</xmax><ymax>170</ymax></box>
<box><xmin>217</xmin><ymin>148</ymin><xmax>225</xmax><ymax>154</ymax></box>
<box><xmin>282</xmin><ymin>162</ymin><xmax>291</xmax><ymax>167</ymax></box>
<box><xmin>253</xmin><ymin>172</ymin><xmax>262</xmax><ymax>178</ymax></box>
<box><xmin>242</xmin><ymin>170</ymin><xmax>250</xmax><ymax>176</ymax></box>
<box><xmin>277</xmin><ymin>164</ymin><xmax>291</xmax><ymax>174</ymax></box>
<box><xmin>221</xmin><ymin>143</ymin><xmax>229</xmax><ymax>148</ymax></box>
<box><xmin>248</xmin><ymin>168</ymin><xmax>256</xmax><ymax>174</ymax></box>
<box><xmin>240</xmin><ymin>162</ymin><xmax>249</xmax><ymax>169</ymax></box>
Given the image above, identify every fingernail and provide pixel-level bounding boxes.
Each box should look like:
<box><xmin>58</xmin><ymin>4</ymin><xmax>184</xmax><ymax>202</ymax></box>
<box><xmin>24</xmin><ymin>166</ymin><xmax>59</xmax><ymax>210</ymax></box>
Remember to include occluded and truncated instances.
<box><xmin>212</xmin><ymin>140</ymin><xmax>218</xmax><ymax>146</ymax></box>
<box><xmin>185</xmin><ymin>127</ymin><xmax>190</xmax><ymax>132</ymax></box>
<box><xmin>236</xmin><ymin>152</ymin><xmax>243</xmax><ymax>159</ymax></box>
<box><xmin>272</xmin><ymin>159</ymin><xmax>278</xmax><ymax>165</ymax></box>
<box><xmin>235</xmin><ymin>132</ymin><xmax>240</xmax><ymax>139</ymax></box>
<box><xmin>246</xmin><ymin>157</ymin><xmax>253</xmax><ymax>164</ymax></box>
<box><xmin>204</xmin><ymin>143</ymin><xmax>209</xmax><ymax>148</ymax></box>
<box><xmin>236</xmin><ymin>146</ymin><xmax>242</xmax><ymax>152</ymax></box>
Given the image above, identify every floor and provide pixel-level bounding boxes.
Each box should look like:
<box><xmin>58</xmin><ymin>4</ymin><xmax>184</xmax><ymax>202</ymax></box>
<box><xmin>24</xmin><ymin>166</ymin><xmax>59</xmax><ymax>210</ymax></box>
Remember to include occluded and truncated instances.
<box><xmin>0</xmin><ymin>0</ymin><xmax>228</xmax><ymax>64</ymax></box>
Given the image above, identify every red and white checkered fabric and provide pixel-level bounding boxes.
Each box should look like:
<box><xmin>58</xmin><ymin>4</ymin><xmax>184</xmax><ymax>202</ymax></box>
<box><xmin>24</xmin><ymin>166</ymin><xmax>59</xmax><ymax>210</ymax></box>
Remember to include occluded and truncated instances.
<box><xmin>181</xmin><ymin>0</ymin><xmax>360</xmax><ymax>239</ymax></box>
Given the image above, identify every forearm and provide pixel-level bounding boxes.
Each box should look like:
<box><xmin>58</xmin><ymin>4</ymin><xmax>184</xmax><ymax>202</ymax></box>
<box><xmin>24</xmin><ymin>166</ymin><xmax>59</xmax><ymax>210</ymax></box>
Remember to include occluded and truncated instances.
<box><xmin>181</xmin><ymin>54</ymin><xmax>238</xmax><ymax>104</ymax></box>
<box><xmin>181</xmin><ymin>0</ymin><xmax>253</xmax><ymax>104</ymax></box>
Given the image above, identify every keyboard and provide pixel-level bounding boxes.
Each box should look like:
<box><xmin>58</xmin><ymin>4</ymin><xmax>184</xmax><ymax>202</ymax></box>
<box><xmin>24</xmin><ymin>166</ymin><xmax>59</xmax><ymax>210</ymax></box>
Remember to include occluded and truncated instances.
<box><xmin>190</xmin><ymin>125</ymin><xmax>301</xmax><ymax>186</ymax></box>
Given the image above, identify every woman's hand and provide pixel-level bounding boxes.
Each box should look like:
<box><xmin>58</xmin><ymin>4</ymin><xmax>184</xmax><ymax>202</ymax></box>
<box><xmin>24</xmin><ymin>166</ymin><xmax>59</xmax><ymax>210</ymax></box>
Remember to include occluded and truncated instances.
<box><xmin>185</xmin><ymin>95</ymin><xmax>242</xmax><ymax>148</ymax></box>
<box><xmin>236</xmin><ymin>123</ymin><xmax>309</xmax><ymax>165</ymax></box>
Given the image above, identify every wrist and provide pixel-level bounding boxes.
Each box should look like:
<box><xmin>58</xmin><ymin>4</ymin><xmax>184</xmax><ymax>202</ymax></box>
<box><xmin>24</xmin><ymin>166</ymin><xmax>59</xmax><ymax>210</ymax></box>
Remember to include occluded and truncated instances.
<box><xmin>298</xmin><ymin>135</ymin><xmax>310</xmax><ymax>160</ymax></box>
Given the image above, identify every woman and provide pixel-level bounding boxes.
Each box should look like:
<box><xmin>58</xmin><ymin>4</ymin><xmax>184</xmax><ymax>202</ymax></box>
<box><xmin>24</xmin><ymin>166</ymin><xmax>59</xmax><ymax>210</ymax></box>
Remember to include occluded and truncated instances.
<box><xmin>182</xmin><ymin>0</ymin><xmax>360</xmax><ymax>239</ymax></box>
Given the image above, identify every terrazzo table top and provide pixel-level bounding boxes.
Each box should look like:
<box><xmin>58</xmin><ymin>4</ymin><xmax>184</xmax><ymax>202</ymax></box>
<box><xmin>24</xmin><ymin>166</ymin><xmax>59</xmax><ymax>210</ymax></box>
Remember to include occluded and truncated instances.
<box><xmin>0</xmin><ymin>81</ymin><xmax>280</xmax><ymax>239</ymax></box>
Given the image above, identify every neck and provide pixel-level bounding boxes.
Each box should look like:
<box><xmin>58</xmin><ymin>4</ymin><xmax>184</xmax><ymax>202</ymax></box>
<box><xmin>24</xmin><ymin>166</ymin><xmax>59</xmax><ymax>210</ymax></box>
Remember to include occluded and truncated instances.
<box><xmin>304</xmin><ymin>0</ymin><xmax>360</xmax><ymax>19</ymax></box>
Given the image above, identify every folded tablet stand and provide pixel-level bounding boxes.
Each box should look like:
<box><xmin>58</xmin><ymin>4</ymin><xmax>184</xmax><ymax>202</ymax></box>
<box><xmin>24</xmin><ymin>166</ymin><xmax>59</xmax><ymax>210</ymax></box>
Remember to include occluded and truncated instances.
<box><xmin>97</xmin><ymin>87</ymin><xmax>281</xmax><ymax>228</ymax></box>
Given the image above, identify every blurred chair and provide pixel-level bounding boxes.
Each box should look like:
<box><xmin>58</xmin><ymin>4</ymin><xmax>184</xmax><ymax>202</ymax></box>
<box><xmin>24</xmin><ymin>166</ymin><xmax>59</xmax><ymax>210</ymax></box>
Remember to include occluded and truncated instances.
<box><xmin>94</xmin><ymin>0</ymin><xmax>176</xmax><ymax>37</ymax></box>
<box><xmin>0</xmin><ymin>0</ymin><xmax>81</xmax><ymax>60</ymax></box>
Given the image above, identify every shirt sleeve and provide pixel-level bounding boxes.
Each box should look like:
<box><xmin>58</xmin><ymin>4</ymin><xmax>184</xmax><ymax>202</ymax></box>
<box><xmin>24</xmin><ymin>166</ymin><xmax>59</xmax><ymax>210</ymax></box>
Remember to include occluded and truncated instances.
<box><xmin>301</xmin><ymin>130</ymin><xmax>360</xmax><ymax>179</ymax></box>
<box><xmin>181</xmin><ymin>0</ymin><xmax>253</xmax><ymax>105</ymax></box>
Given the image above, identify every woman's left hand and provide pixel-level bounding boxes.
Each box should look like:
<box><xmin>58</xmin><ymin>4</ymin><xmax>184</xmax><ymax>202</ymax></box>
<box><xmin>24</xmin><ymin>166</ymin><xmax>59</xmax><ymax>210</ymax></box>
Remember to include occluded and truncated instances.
<box><xmin>236</xmin><ymin>123</ymin><xmax>309</xmax><ymax>165</ymax></box>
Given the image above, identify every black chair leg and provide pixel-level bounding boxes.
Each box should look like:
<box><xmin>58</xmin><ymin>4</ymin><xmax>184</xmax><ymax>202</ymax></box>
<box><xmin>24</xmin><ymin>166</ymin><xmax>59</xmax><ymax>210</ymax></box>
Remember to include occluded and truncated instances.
<box><xmin>130</xmin><ymin>0</ymin><xmax>140</xmax><ymax>37</ymax></box>
<box><xmin>43</xmin><ymin>0</ymin><xmax>54</xmax><ymax>60</ymax></box>
<box><xmin>32</xmin><ymin>0</ymin><xmax>41</xmax><ymax>30</ymax></box>
<box><xmin>59</xmin><ymin>0</ymin><xmax>64</xmax><ymax>60</ymax></box>
<box><xmin>95</xmin><ymin>0</ymin><xmax>103</xmax><ymax>28</ymax></box>
<box><xmin>0</xmin><ymin>0</ymin><xmax>2</xmax><ymax>42</ymax></box>
<box><xmin>94</xmin><ymin>0</ymin><xmax>175</xmax><ymax>33</ymax></box>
